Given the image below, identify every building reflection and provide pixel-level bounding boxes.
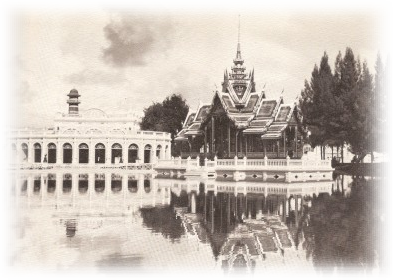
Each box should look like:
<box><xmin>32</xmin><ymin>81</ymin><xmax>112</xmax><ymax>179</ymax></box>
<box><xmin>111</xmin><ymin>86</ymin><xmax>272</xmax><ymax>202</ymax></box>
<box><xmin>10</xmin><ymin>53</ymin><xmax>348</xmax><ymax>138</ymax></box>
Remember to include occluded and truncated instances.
<box><xmin>160</xmin><ymin>178</ymin><xmax>333</xmax><ymax>272</ymax></box>
<box><xmin>12</xmin><ymin>171</ymin><xmax>379</xmax><ymax>272</ymax></box>
<box><xmin>13</xmin><ymin>171</ymin><xmax>170</xmax><ymax>213</ymax></box>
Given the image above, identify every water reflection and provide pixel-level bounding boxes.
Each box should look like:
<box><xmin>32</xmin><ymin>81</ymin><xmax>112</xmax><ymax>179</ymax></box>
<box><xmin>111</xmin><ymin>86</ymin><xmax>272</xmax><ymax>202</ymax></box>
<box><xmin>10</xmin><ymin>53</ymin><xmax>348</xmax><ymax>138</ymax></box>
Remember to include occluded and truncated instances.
<box><xmin>12</xmin><ymin>171</ymin><xmax>381</xmax><ymax>272</ymax></box>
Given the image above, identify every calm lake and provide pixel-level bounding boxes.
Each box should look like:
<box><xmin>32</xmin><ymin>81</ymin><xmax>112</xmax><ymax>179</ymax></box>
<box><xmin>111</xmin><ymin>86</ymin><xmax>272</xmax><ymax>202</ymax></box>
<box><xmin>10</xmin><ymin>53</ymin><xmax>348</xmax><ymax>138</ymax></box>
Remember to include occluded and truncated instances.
<box><xmin>10</xmin><ymin>170</ymin><xmax>382</xmax><ymax>273</ymax></box>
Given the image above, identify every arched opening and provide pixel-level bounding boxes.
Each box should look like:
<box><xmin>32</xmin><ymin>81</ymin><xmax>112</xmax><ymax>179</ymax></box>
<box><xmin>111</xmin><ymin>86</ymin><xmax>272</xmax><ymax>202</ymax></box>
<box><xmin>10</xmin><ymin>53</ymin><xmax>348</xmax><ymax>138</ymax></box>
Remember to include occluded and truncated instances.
<box><xmin>63</xmin><ymin>173</ymin><xmax>72</xmax><ymax>193</ymax></box>
<box><xmin>128</xmin><ymin>176</ymin><xmax>138</xmax><ymax>193</ymax></box>
<box><xmin>21</xmin><ymin>143</ymin><xmax>28</xmax><ymax>162</ymax></box>
<box><xmin>63</xmin><ymin>143</ymin><xmax>73</xmax><ymax>164</ymax></box>
<box><xmin>111</xmin><ymin>174</ymin><xmax>122</xmax><ymax>192</ymax></box>
<box><xmin>79</xmin><ymin>143</ymin><xmax>89</xmax><ymax>164</ymax></box>
<box><xmin>95</xmin><ymin>173</ymin><xmax>105</xmax><ymax>193</ymax></box>
<box><xmin>144</xmin><ymin>144</ymin><xmax>152</xmax><ymax>163</ymax></box>
<box><xmin>34</xmin><ymin>143</ymin><xmax>42</xmax><ymax>163</ymax></box>
<box><xmin>33</xmin><ymin>175</ymin><xmax>41</xmax><ymax>194</ymax></box>
<box><xmin>144</xmin><ymin>179</ymin><xmax>151</xmax><ymax>193</ymax></box>
<box><xmin>78</xmin><ymin>174</ymin><xmax>88</xmax><ymax>193</ymax></box>
<box><xmin>47</xmin><ymin>174</ymin><xmax>56</xmax><ymax>193</ymax></box>
<box><xmin>111</xmin><ymin>143</ymin><xmax>122</xmax><ymax>164</ymax></box>
<box><xmin>128</xmin><ymin>144</ymin><xmax>139</xmax><ymax>163</ymax></box>
<box><xmin>156</xmin><ymin>145</ymin><xmax>162</xmax><ymax>160</ymax></box>
<box><xmin>21</xmin><ymin>179</ymin><xmax>27</xmax><ymax>194</ymax></box>
<box><xmin>95</xmin><ymin>143</ymin><xmax>105</xmax><ymax>164</ymax></box>
<box><xmin>48</xmin><ymin>143</ymin><xmax>57</xmax><ymax>163</ymax></box>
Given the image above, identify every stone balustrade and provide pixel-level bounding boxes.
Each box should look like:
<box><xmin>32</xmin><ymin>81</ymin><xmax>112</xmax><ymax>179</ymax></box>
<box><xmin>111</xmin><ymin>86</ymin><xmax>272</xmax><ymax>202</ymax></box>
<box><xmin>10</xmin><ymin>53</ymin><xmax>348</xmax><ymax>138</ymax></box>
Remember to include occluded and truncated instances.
<box><xmin>156</xmin><ymin>155</ymin><xmax>332</xmax><ymax>171</ymax></box>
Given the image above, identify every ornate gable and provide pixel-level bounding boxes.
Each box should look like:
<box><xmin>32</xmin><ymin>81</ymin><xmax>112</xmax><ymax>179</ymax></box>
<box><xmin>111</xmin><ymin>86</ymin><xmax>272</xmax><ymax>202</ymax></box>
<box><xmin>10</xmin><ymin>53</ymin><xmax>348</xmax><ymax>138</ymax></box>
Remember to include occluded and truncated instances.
<box><xmin>222</xmin><ymin>42</ymin><xmax>256</xmax><ymax>105</ymax></box>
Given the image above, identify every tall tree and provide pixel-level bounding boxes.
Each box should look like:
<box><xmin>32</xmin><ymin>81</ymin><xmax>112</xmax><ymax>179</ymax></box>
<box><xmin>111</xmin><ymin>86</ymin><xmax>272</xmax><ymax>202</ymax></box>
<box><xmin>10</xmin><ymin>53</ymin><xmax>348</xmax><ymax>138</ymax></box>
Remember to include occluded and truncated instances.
<box><xmin>334</xmin><ymin>48</ymin><xmax>360</xmax><ymax>151</ymax></box>
<box><xmin>382</xmin><ymin>53</ymin><xmax>393</xmax><ymax>162</ymax></box>
<box><xmin>299</xmin><ymin>52</ymin><xmax>335</xmax><ymax>158</ymax></box>
<box><xmin>140</xmin><ymin>94</ymin><xmax>189</xmax><ymax>142</ymax></box>
<box><xmin>348</xmin><ymin>61</ymin><xmax>373</xmax><ymax>159</ymax></box>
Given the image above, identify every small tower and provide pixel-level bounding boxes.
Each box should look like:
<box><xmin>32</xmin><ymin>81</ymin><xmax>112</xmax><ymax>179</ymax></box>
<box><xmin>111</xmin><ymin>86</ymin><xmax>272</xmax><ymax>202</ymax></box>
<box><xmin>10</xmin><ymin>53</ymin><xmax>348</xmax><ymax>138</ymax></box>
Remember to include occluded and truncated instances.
<box><xmin>67</xmin><ymin>88</ymin><xmax>80</xmax><ymax>115</ymax></box>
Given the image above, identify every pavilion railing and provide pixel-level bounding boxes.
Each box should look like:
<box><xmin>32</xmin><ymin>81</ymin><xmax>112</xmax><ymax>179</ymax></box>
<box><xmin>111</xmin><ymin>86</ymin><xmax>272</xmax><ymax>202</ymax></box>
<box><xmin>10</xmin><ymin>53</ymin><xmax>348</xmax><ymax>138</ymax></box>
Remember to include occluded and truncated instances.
<box><xmin>155</xmin><ymin>155</ymin><xmax>332</xmax><ymax>171</ymax></box>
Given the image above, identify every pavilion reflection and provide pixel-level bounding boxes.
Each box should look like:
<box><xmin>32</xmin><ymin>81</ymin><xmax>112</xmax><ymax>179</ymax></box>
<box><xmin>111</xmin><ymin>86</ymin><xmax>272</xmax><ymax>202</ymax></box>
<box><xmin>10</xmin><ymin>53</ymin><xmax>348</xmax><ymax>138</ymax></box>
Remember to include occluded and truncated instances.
<box><xmin>159</xmin><ymin>178</ymin><xmax>334</xmax><ymax>273</ymax></box>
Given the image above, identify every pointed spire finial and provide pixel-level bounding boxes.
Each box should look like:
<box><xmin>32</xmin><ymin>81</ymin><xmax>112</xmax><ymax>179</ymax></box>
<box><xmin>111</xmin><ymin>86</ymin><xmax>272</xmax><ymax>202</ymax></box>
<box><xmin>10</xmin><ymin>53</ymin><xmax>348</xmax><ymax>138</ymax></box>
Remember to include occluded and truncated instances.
<box><xmin>235</xmin><ymin>14</ymin><xmax>242</xmax><ymax>61</ymax></box>
<box><xmin>238</xmin><ymin>14</ymin><xmax>240</xmax><ymax>44</ymax></box>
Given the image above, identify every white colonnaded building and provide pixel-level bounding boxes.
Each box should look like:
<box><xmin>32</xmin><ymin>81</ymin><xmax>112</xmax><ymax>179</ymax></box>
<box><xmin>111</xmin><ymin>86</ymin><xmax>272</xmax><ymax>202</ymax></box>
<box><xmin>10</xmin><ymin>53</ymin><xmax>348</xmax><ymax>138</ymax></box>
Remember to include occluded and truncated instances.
<box><xmin>10</xmin><ymin>89</ymin><xmax>172</xmax><ymax>168</ymax></box>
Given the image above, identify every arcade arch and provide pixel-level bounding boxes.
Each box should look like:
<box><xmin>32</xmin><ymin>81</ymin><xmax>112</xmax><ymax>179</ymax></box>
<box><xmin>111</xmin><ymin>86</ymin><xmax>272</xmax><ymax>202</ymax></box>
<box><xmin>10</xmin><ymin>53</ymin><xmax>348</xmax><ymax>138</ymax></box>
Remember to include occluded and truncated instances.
<box><xmin>79</xmin><ymin>143</ymin><xmax>89</xmax><ymax>164</ymax></box>
<box><xmin>63</xmin><ymin>143</ymin><xmax>73</xmax><ymax>164</ymax></box>
<box><xmin>95</xmin><ymin>143</ymin><xmax>105</xmax><ymax>164</ymax></box>
<box><xmin>33</xmin><ymin>143</ymin><xmax>42</xmax><ymax>163</ymax></box>
<box><xmin>111</xmin><ymin>143</ymin><xmax>122</xmax><ymax>164</ymax></box>
<box><xmin>48</xmin><ymin>143</ymin><xmax>57</xmax><ymax>163</ymax></box>
<box><xmin>128</xmin><ymin>144</ymin><xmax>139</xmax><ymax>163</ymax></box>
<box><xmin>144</xmin><ymin>144</ymin><xmax>152</xmax><ymax>163</ymax></box>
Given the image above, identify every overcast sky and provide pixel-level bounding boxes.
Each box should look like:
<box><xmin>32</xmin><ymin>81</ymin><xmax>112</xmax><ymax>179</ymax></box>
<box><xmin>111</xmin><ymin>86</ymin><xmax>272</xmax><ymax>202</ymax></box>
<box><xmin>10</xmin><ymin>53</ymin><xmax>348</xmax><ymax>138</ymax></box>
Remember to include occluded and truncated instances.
<box><xmin>14</xmin><ymin>10</ymin><xmax>382</xmax><ymax>128</ymax></box>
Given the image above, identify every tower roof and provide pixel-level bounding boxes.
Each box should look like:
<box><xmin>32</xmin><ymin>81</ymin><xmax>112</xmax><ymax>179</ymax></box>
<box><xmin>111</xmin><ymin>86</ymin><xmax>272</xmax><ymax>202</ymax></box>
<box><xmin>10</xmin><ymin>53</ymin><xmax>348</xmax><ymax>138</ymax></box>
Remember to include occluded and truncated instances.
<box><xmin>67</xmin><ymin>88</ymin><xmax>80</xmax><ymax>97</ymax></box>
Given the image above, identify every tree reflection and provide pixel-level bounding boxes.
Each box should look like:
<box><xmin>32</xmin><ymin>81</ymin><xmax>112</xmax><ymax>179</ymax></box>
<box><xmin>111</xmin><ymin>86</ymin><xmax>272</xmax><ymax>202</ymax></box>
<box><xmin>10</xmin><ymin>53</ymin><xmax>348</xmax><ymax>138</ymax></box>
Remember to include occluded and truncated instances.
<box><xmin>139</xmin><ymin>206</ymin><xmax>185</xmax><ymax>241</ymax></box>
<box><xmin>305</xmin><ymin>177</ymin><xmax>380</xmax><ymax>272</ymax></box>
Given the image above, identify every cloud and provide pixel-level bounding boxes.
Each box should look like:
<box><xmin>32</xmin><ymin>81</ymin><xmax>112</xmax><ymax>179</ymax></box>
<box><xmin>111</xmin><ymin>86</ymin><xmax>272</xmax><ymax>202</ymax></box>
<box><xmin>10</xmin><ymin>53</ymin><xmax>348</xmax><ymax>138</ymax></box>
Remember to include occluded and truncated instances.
<box><xmin>64</xmin><ymin>69</ymin><xmax>127</xmax><ymax>85</ymax></box>
<box><xmin>102</xmin><ymin>14</ymin><xmax>173</xmax><ymax>67</ymax></box>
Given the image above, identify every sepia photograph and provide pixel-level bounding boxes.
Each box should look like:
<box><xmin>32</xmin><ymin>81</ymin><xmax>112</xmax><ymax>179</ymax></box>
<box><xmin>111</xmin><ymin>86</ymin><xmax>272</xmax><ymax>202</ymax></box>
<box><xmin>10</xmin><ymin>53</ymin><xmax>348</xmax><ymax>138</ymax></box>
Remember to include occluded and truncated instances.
<box><xmin>2</xmin><ymin>0</ymin><xmax>391</xmax><ymax>277</ymax></box>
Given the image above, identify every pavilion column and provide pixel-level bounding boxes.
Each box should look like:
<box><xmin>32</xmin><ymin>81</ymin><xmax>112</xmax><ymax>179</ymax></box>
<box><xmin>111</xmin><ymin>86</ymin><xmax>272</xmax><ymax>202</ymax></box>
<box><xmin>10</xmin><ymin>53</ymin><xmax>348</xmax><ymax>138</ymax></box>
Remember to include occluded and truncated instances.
<box><xmin>262</xmin><ymin>139</ymin><xmax>266</xmax><ymax>158</ymax></box>
<box><xmin>211</xmin><ymin>117</ymin><xmax>215</xmax><ymax>156</ymax></box>
<box><xmin>294</xmin><ymin>195</ymin><xmax>299</xmax><ymax>226</ymax></box>
<box><xmin>283</xmin><ymin>130</ymin><xmax>286</xmax><ymax>157</ymax></box>
<box><xmin>277</xmin><ymin>141</ymin><xmax>280</xmax><ymax>158</ymax></box>
<box><xmin>245</xmin><ymin>135</ymin><xmax>248</xmax><ymax>157</ymax></box>
<box><xmin>295</xmin><ymin>126</ymin><xmax>298</xmax><ymax>158</ymax></box>
<box><xmin>204</xmin><ymin>127</ymin><xmax>207</xmax><ymax>160</ymax></box>
<box><xmin>300</xmin><ymin>136</ymin><xmax>303</xmax><ymax>158</ymax></box>
<box><xmin>238</xmin><ymin>131</ymin><xmax>243</xmax><ymax>154</ymax></box>
<box><xmin>235</xmin><ymin>130</ymin><xmax>238</xmax><ymax>157</ymax></box>
<box><xmin>227</xmin><ymin>124</ymin><xmax>231</xmax><ymax>157</ymax></box>
<box><xmin>211</xmin><ymin>193</ymin><xmax>215</xmax><ymax>233</ymax></box>
<box><xmin>188</xmin><ymin>139</ymin><xmax>192</xmax><ymax>153</ymax></box>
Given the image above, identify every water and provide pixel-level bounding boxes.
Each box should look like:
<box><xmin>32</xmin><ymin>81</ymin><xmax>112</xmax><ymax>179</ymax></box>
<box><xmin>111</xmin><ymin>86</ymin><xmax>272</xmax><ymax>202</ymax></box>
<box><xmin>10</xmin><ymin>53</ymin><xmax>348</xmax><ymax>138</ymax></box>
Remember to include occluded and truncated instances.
<box><xmin>10</xmin><ymin>170</ymin><xmax>382</xmax><ymax>273</ymax></box>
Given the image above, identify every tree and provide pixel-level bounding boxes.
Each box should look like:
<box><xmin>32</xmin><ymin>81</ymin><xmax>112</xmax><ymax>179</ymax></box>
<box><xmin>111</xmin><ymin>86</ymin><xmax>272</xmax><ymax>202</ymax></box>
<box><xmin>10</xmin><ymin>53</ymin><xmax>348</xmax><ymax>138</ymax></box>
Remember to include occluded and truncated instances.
<box><xmin>299</xmin><ymin>52</ymin><xmax>336</xmax><ymax>159</ymax></box>
<box><xmin>140</xmin><ymin>94</ymin><xmax>189</xmax><ymax>142</ymax></box>
<box><xmin>382</xmin><ymin>53</ymin><xmax>393</xmax><ymax>162</ymax></box>
<box><xmin>300</xmin><ymin>48</ymin><xmax>378</xmax><ymax>162</ymax></box>
<box><xmin>347</xmin><ymin>61</ymin><xmax>373</xmax><ymax>159</ymax></box>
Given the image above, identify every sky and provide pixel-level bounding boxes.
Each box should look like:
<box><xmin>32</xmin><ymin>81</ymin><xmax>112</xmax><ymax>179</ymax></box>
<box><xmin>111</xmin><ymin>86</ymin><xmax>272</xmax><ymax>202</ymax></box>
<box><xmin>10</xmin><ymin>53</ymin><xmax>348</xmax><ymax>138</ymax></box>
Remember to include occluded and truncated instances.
<box><xmin>14</xmin><ymin>10</ymin><xmax>383</xmax><ymax>128</ymax></box>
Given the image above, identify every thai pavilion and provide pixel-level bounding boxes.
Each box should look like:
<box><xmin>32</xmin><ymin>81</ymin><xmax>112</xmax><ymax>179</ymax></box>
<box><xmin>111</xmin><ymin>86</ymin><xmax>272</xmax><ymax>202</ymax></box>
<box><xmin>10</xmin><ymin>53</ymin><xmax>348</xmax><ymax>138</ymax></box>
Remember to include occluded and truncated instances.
<box><xmin>175</xmin><ymin>42</ymin><xmax>305</xmax><ymax>160</ymax></box>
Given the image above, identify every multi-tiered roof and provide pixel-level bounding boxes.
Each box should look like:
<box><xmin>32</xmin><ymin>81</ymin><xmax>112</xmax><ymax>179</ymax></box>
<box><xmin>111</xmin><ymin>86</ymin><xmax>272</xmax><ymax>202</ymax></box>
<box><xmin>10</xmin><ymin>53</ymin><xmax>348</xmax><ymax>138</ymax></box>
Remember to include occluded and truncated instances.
<box><xmin>175</xmin><ymin>40</ymin><xmax>298</xmax><ymax>141</ymax></box>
